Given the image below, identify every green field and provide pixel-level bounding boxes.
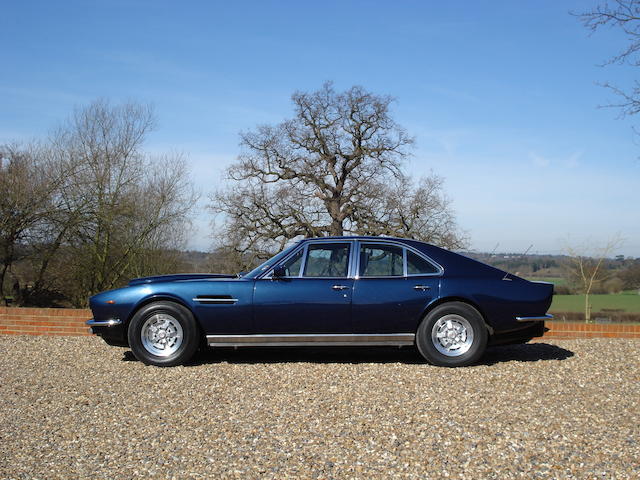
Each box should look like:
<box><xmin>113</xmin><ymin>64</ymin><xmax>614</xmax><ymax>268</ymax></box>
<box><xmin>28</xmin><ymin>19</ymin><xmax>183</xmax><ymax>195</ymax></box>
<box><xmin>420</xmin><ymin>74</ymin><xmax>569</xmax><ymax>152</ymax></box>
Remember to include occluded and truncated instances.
<box><xmin>550</xmin><ymin>293</ymin><xmax>640</xmax><ymax>313</ymax></box>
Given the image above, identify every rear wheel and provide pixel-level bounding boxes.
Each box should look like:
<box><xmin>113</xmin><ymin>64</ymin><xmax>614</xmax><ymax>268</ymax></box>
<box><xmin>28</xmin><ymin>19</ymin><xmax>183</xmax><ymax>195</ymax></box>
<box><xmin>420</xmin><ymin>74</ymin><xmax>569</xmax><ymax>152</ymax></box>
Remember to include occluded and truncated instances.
<box><xmin>416</xmin><ymin>302</ymin><xmax>488</xmax><ymax>367</ymax></box>
<box><xmin>128</xmin><ymin>301</ymin><xmax>200</xmax><ymax>367</ymax></box>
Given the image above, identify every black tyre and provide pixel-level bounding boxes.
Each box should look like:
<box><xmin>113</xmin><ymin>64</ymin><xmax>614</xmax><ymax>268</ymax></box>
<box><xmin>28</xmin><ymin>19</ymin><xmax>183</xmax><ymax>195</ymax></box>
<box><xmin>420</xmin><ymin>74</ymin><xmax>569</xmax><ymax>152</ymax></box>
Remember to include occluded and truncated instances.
<box><xmin>127</xmin><ymin>301</ymin><xmax>201</xmax><ymax>367</ymax></box>
<box><xmin>416</xmin><ymin>302</ymin><xmax>488</xmax><ymax>367</ymax></box>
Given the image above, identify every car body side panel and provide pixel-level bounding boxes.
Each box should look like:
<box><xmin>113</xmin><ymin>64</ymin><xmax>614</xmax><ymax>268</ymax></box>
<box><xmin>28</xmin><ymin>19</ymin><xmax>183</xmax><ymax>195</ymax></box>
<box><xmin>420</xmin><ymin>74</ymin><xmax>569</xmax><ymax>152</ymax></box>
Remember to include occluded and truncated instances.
<box><xmin>254</xmin><ymin>278</ymin><xmax>353</xmax><ymax>334</ymax></box>
<box><xmin>90</xmin><ymin>278</ymin><xmax>256</xmax><ymax>335</ymax></box>
<box><xmin>351</xmin><ymin>277</ymin><xmax>440</xmax><ymax>333</ymax></box>
<box><xmin>189</xmin><ymin>280</ymin><xmax>254</xmax><ymax>334</ymax></box>
<box><xmin>439</xmin><ymin>276</ymin><xmax>553</xmax><ymax>332</ymax></box>
<box><xmin>252</xmin><ymin>278</ymin><xmax>354</xmax><ymax>333</ymax></box>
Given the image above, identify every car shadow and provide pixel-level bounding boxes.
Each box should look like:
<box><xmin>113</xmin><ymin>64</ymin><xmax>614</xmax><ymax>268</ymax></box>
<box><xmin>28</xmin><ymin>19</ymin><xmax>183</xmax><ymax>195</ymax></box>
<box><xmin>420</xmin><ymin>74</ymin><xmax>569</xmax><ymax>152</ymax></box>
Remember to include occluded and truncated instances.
<box><xmin>480</xmin><ymin>342</ymin><xmax>574</xmax><ymax>365</ymax></box>
<box><xmin>119</xmin><ymin>342</ymin><xmax>574</xmax><ymax>366</ymax></box>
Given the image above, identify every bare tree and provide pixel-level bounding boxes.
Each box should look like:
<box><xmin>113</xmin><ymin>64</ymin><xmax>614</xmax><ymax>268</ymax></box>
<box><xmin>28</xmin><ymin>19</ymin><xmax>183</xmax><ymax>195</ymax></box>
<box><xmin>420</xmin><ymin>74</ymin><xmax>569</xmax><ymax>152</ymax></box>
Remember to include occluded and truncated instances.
<box><xmin>48</xmin><ymin>101</ymin><xmax>198</xmax><ymax>305</ymax></box>
<box><xmin>211</xmin><ymin>83</ymin><xmax>466</xmax><ymax>270</ymax></box>
<box><xmin>563</xmin><ymin>235</ymin><xmax>624</xmax><ymax>322</ymax></box>
<box><xmin>0</xmin><ymin>143</ymin><xmax>66</xmax><ymax>302</ymax></box>
<box><xmin>350</xmin><ymin>174</ymin><xmax>467</xmax><ymax>248</ymax></box>
<box><xmin>1</xmin><ymin>101</ymin><xmax>198</xmax><ymax>307</ymax></box>
<box><xmin>576</xmin><ymin>1</ymin><xmax>640</xmax><ymax>124</ymax></box>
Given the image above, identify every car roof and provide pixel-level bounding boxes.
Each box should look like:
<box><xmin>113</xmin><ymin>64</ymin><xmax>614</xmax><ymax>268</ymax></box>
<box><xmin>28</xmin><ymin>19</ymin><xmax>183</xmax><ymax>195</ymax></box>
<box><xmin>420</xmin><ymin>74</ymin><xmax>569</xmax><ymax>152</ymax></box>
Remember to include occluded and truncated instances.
<box><xmin>301</xmin><ymin>235</ymin><xmax>420</xmax><ymax>243</ymax></box>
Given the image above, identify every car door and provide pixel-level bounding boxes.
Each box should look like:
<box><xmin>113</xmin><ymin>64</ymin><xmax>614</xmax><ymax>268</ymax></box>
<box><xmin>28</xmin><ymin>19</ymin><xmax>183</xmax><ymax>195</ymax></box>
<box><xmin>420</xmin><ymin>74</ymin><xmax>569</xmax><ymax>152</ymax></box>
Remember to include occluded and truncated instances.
<box><xmin>351</xmin><ymin>241</ymin><xmax>441</xmax><ymax>333</ymax></box>
<box><xmin>252</xmin><ymin>241</ymin><xmax>355</xmax><ymax>333</ymax></box>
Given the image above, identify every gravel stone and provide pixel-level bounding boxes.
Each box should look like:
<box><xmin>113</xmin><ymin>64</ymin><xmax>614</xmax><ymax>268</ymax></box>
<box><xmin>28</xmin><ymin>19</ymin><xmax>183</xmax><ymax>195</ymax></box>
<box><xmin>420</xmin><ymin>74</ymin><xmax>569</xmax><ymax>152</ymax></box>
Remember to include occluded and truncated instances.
<box><xmin>0</xmin><ymin>336</ymin><xmax>638</xmax><ymax>479</ymax></box>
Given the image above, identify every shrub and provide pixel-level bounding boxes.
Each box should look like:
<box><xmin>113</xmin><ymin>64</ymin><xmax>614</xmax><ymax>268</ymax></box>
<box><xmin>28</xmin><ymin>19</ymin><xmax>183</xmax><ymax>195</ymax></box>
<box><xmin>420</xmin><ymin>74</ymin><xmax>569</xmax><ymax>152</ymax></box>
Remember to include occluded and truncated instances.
<box><xmin>603</xmin><ymin>277</ymin><xmax>625</xmax><ymax>294</ymax></box>
<box><xmin>553</xmin><ymin>284</ymin><xmax>572</xmax><ymax>295</ymax></box>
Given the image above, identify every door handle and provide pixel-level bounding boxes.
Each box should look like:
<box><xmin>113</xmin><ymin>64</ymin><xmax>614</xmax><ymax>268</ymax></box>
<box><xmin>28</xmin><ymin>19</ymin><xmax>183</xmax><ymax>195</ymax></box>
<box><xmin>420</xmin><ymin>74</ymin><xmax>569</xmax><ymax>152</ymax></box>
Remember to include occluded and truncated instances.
<box><xmin>413</xmin><ymin>285</ymin><xmax>431</xmax><ymax>291</ymax></box>
<box><xmin>332</xmin><ymin>285</ymin><xmax>349</xmax><ymax>290</ymax></box>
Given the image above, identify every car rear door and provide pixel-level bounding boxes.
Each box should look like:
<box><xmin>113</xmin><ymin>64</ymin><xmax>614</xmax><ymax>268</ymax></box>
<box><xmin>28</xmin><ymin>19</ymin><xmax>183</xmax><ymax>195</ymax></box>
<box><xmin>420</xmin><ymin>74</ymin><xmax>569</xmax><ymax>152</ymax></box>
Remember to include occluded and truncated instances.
<box><xmin>351</xmin><ymin>241</ymin><xmax>441</xmax><ymax>333</ymax></box>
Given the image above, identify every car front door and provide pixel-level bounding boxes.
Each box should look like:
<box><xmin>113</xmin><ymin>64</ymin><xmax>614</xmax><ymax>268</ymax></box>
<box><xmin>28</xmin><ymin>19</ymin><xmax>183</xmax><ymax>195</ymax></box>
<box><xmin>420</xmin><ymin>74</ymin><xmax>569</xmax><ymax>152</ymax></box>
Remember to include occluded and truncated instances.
<box><xmin>252</xmin><ymin>241</ymin><xmax>354</xmax><ymax>333</ymax></box>
<box><xmin>351</xmin><ymin>241</ymin><xmax>441</xmax><ymax>333</ymax></box>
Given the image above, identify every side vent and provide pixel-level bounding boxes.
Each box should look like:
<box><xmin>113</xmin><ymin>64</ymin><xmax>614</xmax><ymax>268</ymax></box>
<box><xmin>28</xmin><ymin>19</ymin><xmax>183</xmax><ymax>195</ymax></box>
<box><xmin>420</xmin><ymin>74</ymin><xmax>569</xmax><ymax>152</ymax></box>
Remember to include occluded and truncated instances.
<box><xmin>192</xmin><ymin>295</ymin><xmax>238</xmax><ymax>305</ymax></box>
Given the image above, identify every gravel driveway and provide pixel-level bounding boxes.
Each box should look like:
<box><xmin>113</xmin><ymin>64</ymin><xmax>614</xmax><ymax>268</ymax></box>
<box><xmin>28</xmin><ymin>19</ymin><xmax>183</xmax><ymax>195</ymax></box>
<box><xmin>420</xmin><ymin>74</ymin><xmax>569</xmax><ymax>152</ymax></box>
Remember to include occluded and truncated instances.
<box><xmin>1</xmin><ymin>336</ymin><xmax>638</xmax><ymax>479</ymax></box>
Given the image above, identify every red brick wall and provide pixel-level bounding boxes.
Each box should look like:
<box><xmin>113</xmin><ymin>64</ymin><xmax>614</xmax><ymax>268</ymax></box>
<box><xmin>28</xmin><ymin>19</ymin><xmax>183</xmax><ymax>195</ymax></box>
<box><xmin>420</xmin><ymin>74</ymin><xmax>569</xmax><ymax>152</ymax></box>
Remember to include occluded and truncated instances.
<box><xmin>543</xmin><ymin>321</ymin><xmax>640</xmax><ymax>340</ymax></box>
<box><xmin>0</xmin><ymin>307</ymin><xmax>91</xmax><ymax>336</ymax></box>
<box><xmin>0</xmin><ymin>307</ymin><xmax>639</xmax><ymax>339</ymax></box>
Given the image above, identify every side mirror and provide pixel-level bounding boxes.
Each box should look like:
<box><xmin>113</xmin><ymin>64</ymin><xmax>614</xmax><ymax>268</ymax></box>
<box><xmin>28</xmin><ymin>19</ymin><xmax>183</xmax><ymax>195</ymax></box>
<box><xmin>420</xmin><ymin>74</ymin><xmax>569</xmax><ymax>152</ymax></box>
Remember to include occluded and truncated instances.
<box><xmin>272</xmin><ymin>265</ymin><xmax>287</xmax><ymax>278</ymax></box>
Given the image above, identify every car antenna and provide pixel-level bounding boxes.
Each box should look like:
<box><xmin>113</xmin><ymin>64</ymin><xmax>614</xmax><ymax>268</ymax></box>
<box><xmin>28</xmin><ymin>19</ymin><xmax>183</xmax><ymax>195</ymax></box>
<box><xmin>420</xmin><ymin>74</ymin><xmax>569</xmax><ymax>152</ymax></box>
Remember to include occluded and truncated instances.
<box><xmin>502</xmin><ymin>244</ymin><xmax>533</xmax><ymax>281</ymax></box>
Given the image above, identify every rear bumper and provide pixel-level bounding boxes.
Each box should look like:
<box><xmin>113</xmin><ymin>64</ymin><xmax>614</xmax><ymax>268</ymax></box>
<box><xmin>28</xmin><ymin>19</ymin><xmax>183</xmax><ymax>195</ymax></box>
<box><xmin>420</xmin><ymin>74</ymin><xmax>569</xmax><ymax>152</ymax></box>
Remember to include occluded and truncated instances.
<box><xmin>515</xmin><ymin>314</ymin><xmax>553</xmax><ymax>322</ymax></box>
<box><xmin>489</xmin><ymin>321</ymin><xmax>547</xmax><ymax>346</ymax></box>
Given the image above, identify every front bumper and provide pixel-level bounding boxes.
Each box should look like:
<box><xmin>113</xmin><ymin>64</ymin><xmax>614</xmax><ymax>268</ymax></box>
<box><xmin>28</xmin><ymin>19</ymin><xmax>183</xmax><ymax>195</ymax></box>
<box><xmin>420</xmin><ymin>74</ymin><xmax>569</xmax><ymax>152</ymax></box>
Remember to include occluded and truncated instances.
<box><xmin>87</xmin><ymin>318</ymin><xmax>122</xmax><ymax>328</ymax></box>
<box><xmin>86</xmin><ymin>318</ymin><xmax>128</xmax><ymax>347</ymax></box>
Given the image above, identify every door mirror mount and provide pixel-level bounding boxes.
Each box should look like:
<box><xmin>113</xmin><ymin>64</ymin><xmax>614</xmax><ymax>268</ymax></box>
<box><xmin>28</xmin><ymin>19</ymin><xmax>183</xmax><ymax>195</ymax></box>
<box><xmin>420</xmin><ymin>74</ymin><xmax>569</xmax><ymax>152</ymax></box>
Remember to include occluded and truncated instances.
<box><xmin>272</xmin><ymin>265</ymin><xmax>287</xmax><ymax>279</ymax></box>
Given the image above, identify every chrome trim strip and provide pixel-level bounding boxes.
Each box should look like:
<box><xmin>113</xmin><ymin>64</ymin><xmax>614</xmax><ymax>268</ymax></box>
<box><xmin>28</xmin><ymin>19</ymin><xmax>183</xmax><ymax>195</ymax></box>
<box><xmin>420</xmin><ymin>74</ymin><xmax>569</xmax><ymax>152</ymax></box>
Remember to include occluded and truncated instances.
<box><xmin>206</xmin><ymin>333</ymin><xmax>415</xmax><ymax>347</ymax></box>
<box><xmin>193</xmin><ymin>298</ymin><xmax>238</xmax><ymax>303</ymax></box>
<box><xmin>353</xmin><ymin>239</ymin><xmax>444</xmax><ymax>279</ymax></box>
<box><xmin>258</xmin><ymin>238</ymin><xmax>444</xmax><ymax>280</ymax></box>
<box><xmin>515</xmin><ymin>314</ymin><xmax>553</xmax><ymax>322</ymax></box>
<box><xmin>86</xmin><ymin>318</ymin><xmax>122</xmax><ymax>327</ymax></box>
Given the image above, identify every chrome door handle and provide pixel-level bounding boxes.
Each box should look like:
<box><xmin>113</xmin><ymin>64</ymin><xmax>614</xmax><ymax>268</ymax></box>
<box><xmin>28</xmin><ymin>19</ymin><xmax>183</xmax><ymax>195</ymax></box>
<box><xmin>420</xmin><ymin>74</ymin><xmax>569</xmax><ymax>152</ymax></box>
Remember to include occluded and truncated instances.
<box><xmin>332</xmin><ymin>285</ymin><xmax>349</xmax><ymax>290</ymax></box>
<box><xmin>413</xmin><ymin>285</ymin><xmax>431</xmax><ymax>291</ymax></box>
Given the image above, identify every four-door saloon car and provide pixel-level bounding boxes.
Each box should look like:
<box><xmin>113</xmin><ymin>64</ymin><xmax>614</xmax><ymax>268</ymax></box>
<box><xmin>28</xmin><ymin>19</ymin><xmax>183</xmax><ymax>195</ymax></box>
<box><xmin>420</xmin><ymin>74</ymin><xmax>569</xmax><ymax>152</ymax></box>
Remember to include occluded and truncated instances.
<box><xmin>87</xmin><ymin>236</ymin><xmax>553</xmax><ymax>367</ymax></box>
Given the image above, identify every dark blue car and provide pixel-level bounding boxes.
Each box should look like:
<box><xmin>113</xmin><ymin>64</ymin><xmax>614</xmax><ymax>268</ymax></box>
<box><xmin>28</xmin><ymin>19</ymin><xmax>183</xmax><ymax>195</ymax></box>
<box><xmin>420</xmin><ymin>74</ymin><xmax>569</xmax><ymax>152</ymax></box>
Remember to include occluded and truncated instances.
<box><xmin>87</xmin><ymin>236</ymin><xmax>553</xmax><ymax>367</ymax></box>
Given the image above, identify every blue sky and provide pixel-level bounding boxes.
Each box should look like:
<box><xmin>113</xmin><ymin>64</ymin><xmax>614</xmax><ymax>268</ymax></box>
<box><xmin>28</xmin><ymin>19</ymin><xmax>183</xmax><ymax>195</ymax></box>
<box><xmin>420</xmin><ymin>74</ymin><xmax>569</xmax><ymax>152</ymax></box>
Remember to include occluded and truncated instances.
<box><xmin>2</xmin><ymin>0</ymin><xmax>639</xmax><ymax>256</ymax></box>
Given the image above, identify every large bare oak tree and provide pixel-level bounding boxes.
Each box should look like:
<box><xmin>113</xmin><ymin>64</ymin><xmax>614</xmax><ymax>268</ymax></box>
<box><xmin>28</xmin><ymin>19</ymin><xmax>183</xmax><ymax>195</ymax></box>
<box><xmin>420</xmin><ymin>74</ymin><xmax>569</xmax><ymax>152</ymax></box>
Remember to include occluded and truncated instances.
<box><xmin>211</xmin><ymin>83</ymin><xmax>466</xmax><ymax>269</ymax></box>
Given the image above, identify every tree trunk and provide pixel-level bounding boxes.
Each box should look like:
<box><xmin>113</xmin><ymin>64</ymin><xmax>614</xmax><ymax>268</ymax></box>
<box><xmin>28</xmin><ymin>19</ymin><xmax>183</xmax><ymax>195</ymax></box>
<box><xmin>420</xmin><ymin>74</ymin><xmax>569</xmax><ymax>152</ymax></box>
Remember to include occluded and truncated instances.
<box><xmin>585</xmin><ymin>293</ymin><xmax>591</xmax><ymax>323</ymax></box>
<box><xmin>0</xmin><ymin>262</ymin><xmax>8</xmax><ymax>299</ymax></box>
<box><xmin>329</xmin><ymin>218</ymin><xmax>344</xmax><ymax>236</ymax></box>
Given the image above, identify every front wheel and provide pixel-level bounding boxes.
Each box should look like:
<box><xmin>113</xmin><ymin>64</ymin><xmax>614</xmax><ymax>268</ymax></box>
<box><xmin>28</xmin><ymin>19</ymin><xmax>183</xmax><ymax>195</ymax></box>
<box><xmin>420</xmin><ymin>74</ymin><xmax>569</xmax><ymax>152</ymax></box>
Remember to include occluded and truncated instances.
<box><xmin>416</xmin><ymin>302</ymin><xmax>488</xmax><ymax>367</ymax></box>
<box><xmin>128</xmin><ymin>301</ymin><xmax>201</xmax><ymax>367</ymax></box>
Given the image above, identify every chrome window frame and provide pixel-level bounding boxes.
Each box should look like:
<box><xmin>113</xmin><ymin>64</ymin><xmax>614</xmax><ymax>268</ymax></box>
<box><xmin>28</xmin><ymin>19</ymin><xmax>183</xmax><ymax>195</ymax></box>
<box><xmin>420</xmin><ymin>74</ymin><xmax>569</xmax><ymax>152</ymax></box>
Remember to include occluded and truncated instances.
<box><xmin>281</xmin><ymin>245</ymin><xmax>305</xmax><ymax>277</ymax></box>
<box><xmin>353</xmin><ymin>239</ymin><xmax>443</xmax><ymax>279</ymax></box>
<box><xmin>260</xmin><ymin>240</ymin><xmax>356</xmax><ymax>280</ymax></box>
<box><xmin>258</xmin><ymin>238</ymin><xmax>443</xmax><ymax>280</ymax></box>
<box><xmin>405</xmin><ymin>247</ymin><xmax>442</xmax><ymax>277</ymax></box>
<box><xmin>356</xmin><ymin>242</ymin><xmax>405</xmax><ymax>278</ymax></box>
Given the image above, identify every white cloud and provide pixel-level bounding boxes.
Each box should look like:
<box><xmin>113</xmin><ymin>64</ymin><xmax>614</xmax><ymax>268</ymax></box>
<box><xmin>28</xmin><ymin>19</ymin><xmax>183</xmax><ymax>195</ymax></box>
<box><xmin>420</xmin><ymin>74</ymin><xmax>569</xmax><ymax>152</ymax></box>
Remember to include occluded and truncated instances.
<box><xmin>529</xmin><ymin>151</ymin><xmax>550</xmax><ymax>167</ymax></box>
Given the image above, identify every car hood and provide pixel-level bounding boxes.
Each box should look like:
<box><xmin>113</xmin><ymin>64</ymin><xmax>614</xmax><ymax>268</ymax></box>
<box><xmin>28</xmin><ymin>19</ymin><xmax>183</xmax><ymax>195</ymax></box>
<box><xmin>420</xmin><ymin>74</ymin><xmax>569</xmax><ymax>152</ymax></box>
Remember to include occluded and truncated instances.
<box><xmin>128</xmin><ymin>273</ymin><xmax>237</xmax><ymax>286</ymax></box>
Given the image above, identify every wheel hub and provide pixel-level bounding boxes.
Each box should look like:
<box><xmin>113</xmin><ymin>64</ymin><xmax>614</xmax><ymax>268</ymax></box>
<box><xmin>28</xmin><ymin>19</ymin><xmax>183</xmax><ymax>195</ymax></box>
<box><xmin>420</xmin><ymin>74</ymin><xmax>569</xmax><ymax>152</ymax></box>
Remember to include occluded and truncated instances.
<box><xmin>141</xmin><ymin>313</ymin><xmax>184</xmax><ymax>357</ymax></box>
<box><xmin>431</xmin><ymin>314</ymin><xmax>474</xmax><ymax>357</ymax></box>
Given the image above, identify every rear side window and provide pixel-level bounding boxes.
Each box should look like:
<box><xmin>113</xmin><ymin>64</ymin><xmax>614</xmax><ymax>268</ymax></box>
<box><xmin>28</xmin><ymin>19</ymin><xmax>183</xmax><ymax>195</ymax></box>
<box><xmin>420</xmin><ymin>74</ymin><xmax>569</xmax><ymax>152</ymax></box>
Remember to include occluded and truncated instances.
<box><xmin>360</xmin><ymin>244</ymin><xmax>404</xmax><ymax>277</ymax></box>
<box><xmin>303</xmin><ymin>243</ymin><xmax>351</xmax><ymax>277</ymax></box>
<box><xmin>407</xmin><ymin>250</ymin><xmax>439</xmax><ymax>275</ymax></box>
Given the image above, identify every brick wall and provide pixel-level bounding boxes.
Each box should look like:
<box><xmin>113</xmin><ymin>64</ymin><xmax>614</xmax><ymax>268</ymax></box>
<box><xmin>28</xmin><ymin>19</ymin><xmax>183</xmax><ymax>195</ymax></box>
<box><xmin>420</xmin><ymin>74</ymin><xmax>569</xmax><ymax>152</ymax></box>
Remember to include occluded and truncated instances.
<box><xmin>543</xmin><ymin>321</ymin><xmax>640</xmax><ymax>340</ymax></box>
<box><xmin>0</xmin><ymin>307</ymin><xmax>91</xmax><ymax>336</ymax></box>
<box><xmin>0</xmin><ymin>307</ymin><xmax>639</xmax><ymax>339</ymax></box>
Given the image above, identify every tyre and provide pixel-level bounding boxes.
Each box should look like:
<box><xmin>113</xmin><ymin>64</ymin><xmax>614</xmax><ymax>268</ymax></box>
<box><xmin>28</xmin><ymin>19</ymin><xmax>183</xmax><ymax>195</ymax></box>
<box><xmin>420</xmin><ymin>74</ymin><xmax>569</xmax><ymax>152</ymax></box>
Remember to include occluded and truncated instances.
<box><xmin>127</xmin><ymin>301</ymin><xmax>201</xmax><ymax>367</ymax></box>
<box><xmin>416</xmin><ymin>302</ymin><xmax>488</xmax><ymax>367</ymax></box>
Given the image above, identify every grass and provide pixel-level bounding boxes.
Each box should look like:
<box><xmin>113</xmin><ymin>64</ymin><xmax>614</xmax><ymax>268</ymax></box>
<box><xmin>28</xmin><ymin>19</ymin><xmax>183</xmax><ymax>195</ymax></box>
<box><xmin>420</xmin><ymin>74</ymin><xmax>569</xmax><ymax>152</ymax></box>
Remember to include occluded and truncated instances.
<box><xmin>551</xmin><ymin>292</ymin><xmax>640</xmax><ymax>313</ymax></box>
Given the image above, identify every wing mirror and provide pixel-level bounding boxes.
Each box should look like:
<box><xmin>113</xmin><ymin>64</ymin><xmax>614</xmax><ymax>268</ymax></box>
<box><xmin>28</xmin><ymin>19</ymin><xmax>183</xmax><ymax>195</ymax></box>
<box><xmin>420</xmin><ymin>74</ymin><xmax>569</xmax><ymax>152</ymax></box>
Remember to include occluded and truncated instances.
<box><xmin>272</xmin><ymin>265</ymin><xmax>287</xmax><ymax>278</ymax></box>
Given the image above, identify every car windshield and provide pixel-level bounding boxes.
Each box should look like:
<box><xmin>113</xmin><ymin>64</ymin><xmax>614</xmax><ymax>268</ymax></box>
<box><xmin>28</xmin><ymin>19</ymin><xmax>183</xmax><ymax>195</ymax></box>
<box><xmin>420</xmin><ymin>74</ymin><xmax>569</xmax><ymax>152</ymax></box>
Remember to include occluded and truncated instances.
<box><xmin>242</xmin><ymin>242</ymin><xmax>302</xmax><ymax>279</ymax></box>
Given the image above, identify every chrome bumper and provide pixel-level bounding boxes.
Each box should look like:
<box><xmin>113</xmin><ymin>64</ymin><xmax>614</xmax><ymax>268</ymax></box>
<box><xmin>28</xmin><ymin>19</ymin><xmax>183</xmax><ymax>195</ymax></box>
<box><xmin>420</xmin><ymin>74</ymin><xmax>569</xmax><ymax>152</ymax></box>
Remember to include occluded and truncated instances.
<box><xmin>515</xmin><ymin>314</ymin><xmax>553</xmax><ymax>322</ymax></box>
<box><xmin>86</xmin><ymin>318</ymin><xmax>122</xmax><ymax>327</ymax></box>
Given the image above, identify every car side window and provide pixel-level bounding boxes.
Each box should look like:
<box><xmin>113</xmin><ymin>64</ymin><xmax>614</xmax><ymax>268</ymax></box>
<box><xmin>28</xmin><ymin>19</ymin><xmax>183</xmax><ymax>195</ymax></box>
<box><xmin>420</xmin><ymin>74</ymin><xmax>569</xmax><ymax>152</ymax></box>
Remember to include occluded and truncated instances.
<box><xmin>281</xmin><ymin>248</ymin><xmax>304</xmax><ymax>277</ymax></box>
<box><xmin>407</xmin><ymin>250</ymin><xmax>439</xmax><ymax>275</ymax></box>
<box><xmin>360</xmin><ymin>244</ymin><xmax>404</xmax><ymax>277</ymax></box>
<box><xmin>303</xmin><ymin>243</ymin><xmax>351</xmax><ymax>278</ymax></box>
